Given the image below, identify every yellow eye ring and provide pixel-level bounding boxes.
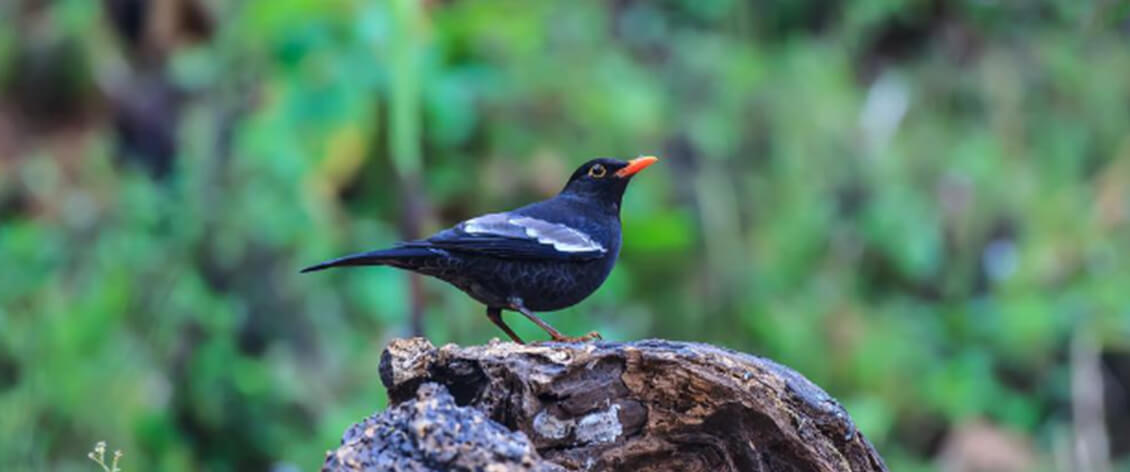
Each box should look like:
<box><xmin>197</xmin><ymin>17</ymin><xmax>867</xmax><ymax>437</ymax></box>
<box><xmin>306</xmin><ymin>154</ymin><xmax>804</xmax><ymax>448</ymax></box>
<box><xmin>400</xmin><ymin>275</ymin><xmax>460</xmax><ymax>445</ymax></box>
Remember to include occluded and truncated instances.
<box><xmin>588</xmin><ymin>164</ymin><xmax>607</xmax><ymax>178</ymax></box>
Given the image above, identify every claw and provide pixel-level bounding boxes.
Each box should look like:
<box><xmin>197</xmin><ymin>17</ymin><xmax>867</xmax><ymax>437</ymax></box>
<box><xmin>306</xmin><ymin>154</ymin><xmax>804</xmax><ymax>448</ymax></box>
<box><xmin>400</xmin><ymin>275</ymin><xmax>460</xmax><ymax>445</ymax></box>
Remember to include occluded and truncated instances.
<box><xmin>548</xmin><ymin>330</ymin><xmax>602</xmax><ymax>343</ymax></box>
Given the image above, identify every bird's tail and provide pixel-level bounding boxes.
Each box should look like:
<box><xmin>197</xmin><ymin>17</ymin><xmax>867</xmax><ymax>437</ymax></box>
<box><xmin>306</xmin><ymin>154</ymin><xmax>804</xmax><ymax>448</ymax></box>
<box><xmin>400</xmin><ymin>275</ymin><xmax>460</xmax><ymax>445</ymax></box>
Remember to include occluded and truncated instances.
<box><xmin>299</xmin><ymin>246</ymin><xmax>435</xmax><ymax>273</ymax></box>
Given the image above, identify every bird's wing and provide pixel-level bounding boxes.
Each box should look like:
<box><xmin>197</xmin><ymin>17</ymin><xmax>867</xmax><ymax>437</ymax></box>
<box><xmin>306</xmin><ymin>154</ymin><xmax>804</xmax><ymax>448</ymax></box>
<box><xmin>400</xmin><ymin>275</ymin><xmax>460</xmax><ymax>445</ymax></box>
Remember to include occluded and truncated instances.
<box><xmin>404</xmin><ymin>212</ymin><xmax>607</xmax><ymax>261</ymax></box>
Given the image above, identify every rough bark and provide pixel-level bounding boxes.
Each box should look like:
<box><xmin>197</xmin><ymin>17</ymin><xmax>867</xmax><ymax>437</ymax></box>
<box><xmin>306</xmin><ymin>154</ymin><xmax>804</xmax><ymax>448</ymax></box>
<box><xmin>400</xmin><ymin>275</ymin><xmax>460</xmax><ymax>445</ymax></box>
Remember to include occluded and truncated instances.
<box><xmin>324</xmin><ymin>338</ymin><xmax>888</xmax><ymax>472</ymax></box>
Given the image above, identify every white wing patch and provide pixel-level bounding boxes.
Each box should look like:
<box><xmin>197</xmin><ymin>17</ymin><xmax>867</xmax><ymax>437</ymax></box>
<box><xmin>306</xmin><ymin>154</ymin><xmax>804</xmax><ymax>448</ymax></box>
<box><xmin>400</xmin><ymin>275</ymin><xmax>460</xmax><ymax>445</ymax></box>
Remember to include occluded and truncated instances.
<box><xmin>461</xmin><ymin>213</ymin><xmax>606</xmax><ymax>254</ymax></box>
<box><xmin>460</xmin><ymin>213</ymin><xmax>517</xmax><ymax>235</ymax></box>
<box><xmin>509</xmin><ymin>216</ymin><xmax>605</xmax><ymax>253</ymax></box>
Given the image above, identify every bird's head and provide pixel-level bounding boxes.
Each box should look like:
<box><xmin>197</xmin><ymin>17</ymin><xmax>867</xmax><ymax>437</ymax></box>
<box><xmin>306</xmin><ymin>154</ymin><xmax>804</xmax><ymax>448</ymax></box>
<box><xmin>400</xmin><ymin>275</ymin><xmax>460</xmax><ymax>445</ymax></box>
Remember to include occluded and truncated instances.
<box><xmin>559</xmin><ymin>156</ymin><xmax>658</xmax><ymax>210</ymax></box>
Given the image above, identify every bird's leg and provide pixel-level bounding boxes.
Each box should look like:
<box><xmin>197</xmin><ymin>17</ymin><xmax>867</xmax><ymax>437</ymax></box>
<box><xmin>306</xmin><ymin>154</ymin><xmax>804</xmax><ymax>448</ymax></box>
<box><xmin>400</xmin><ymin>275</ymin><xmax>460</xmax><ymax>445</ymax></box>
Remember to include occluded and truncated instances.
<box><xmin>508</xmin><ymin>297</ymin><xmax>602</xmax><ymax>343</ymax></box>
<box><xmin>486</xmin><ymin>307</ymin><xmax>526</xmax><ymax>344</ymax></box>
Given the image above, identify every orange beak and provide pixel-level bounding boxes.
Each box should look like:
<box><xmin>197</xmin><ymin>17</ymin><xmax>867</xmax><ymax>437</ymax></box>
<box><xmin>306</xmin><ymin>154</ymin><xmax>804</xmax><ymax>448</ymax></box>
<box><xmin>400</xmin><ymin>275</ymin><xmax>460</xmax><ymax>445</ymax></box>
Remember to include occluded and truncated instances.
<box><xmin>615</xmin><ymin>156</ymin><xmax>659</xmax><ymax>178</ymax></box>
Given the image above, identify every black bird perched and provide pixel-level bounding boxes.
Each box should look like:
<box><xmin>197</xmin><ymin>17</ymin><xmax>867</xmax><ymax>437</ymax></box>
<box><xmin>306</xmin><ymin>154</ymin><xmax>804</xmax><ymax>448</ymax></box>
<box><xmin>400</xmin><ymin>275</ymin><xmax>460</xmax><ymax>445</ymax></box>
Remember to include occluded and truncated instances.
<box><xmin>301</xmin><ymin>156</ymin><xmax>658</xmax><ymax>343</ymax></box>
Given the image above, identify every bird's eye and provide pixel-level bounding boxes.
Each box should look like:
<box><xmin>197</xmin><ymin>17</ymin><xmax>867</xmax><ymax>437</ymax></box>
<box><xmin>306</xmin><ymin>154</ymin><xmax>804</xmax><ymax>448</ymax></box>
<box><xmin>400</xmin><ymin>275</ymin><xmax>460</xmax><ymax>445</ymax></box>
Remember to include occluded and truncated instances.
<box><xmin>588</xmin><ymin>164</ymin><xmax>607</xmax><ymax>178</ymax></box>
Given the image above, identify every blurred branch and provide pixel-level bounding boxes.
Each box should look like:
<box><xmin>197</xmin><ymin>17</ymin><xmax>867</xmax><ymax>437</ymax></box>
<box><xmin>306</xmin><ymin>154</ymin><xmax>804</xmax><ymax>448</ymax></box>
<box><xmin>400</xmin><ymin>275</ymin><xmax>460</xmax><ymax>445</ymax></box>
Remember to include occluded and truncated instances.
<box><xmin>390</xmin><ymin>0</ymin><xmax>430</xmax><ymax>336</ymax></box>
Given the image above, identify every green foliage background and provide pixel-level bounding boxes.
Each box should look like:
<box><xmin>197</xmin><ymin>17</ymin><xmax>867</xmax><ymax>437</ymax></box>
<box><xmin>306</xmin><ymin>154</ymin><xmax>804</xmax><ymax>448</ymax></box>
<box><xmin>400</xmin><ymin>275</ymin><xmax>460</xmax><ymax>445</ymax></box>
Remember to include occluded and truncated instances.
<box><xmin>2</xmin><ymin>0</ymin><xmax>1129</xmax><ymax>470</ymax></box>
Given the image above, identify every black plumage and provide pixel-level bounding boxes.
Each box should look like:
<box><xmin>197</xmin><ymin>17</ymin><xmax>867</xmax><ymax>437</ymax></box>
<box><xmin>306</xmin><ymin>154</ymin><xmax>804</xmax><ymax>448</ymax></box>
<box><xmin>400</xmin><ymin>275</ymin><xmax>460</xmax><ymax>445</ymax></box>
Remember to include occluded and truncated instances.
<box><xmin>301</xmin><ymin>156</ymin><xmax>658</xmax><ymax>343</ymax></box>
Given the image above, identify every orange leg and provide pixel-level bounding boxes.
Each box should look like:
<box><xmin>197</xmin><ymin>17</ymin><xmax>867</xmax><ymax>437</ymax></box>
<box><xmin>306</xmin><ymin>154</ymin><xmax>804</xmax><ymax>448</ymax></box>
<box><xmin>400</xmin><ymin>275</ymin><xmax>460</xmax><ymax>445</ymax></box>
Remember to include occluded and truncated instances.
<box><xmin>486</xmin><ymin>307</ymin><xmax>525</xmax><ymax>344</ymax></box>
<box><xmin>508</xmin><ymin>297</ymin><xmax>601</xmax><ymax>343</ymax></box>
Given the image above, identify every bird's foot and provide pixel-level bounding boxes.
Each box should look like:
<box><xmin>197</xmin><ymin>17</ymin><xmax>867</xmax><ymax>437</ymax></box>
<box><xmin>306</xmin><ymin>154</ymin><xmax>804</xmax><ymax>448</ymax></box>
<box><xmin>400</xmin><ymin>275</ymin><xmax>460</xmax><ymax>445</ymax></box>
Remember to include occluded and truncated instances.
<box><xmin>547</xmin><ymin>330</ymin><xmax>602</xmax><ymax>343</ymax></box>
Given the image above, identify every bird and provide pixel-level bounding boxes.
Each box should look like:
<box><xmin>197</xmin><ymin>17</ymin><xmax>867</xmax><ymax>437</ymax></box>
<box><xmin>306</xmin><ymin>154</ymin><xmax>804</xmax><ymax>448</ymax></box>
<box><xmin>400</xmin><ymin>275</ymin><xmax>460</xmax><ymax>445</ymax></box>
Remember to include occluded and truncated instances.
<box><xmin>301</xmin><ymin>156</ymin><xmax>659</xmax><ymax>343</ymax></box>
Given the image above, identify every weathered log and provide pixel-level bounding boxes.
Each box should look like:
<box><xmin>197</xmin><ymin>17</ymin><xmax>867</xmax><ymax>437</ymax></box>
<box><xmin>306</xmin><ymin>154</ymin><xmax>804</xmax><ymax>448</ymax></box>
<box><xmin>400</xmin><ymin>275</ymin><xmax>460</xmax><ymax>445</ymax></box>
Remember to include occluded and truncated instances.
<box><xmin>324</xmin><ymin>338</ymin><xmax>888</xmax><ymax>472</ymax></box>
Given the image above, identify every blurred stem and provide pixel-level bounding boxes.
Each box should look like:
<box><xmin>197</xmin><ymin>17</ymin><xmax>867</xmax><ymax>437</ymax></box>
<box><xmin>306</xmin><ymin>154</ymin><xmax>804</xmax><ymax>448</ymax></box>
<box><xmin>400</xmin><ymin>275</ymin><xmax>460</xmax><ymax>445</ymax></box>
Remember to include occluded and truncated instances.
<box><xmin>1071</xmin><ymin>328</ymin><xmax>1110</xmax><ymax>472</ymax></box>
<box><xmin>390</xmin><ymin>0</ymin><xmax>422</xmax><ymax>177</ymax></box>
<box><xmin>390</xmin><ymin>0</ymin><xmax>428</xmax><ymax>336</ymax></box>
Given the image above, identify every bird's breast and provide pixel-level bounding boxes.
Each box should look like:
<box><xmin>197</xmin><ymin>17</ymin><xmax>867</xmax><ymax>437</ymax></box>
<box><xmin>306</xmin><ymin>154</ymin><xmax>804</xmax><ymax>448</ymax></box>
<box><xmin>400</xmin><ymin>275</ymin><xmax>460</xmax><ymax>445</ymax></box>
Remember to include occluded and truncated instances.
<box><xmin>512</xmin><ymin>252</ymin><xmax>618</xmax><ymax>312</ymax></box>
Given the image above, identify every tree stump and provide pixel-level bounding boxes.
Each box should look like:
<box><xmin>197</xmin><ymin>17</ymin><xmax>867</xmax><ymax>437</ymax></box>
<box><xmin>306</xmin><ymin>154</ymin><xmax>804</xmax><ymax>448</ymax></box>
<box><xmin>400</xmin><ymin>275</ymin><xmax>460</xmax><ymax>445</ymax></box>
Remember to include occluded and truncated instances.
<box><xmin>324</xmin><ymin>338</ymin><xmax>888</xmax><ymax>472</ymax></box>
